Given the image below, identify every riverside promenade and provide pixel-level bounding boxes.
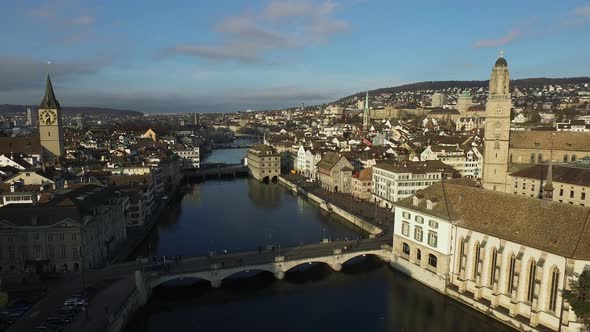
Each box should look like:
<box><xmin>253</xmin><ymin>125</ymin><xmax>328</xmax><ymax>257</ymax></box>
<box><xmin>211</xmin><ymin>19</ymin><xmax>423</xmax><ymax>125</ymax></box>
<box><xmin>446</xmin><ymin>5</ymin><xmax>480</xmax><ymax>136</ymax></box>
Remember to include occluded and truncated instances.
<box><xmin>279</xmin><ymin>174</ymin><xmax>395</xmax><ymax>235</ymax></box>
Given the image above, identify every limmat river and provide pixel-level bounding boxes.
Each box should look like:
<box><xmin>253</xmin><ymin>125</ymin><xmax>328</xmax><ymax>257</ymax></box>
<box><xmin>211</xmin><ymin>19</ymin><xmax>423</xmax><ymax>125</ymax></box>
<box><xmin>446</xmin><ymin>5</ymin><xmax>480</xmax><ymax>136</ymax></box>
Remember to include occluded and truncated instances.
<box><xmin>125</xmin><ymin>148</ymin><xmax>515</xmax><ymax>332</ymax></box>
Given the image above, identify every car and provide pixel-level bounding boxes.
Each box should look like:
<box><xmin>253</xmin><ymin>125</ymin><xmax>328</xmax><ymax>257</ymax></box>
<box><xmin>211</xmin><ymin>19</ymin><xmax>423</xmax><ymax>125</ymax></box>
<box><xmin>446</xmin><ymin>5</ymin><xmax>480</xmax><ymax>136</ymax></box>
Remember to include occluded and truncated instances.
<box><xmin>0</xmin><ymin>307</ymin><xmax>28</xmax><ymax>317</ymax></box>
<box><xmin>47</xmin><ymin>316</ymin><xmax>71</xmax><ymax>324</ymax></box>
<box><xmin>63</xmin><ymin>298</ymin><xmax>87</xmax><ymax>306</ymax></box>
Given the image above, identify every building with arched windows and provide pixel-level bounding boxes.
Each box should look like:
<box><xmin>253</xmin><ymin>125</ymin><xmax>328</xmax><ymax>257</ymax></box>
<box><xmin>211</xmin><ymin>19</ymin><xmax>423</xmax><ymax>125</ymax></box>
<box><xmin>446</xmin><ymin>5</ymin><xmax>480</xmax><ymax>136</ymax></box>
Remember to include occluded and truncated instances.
<box><xmin>391</xmin><ymin>178</ymin><xmax>590</xmax><ymax>332</ymax></box>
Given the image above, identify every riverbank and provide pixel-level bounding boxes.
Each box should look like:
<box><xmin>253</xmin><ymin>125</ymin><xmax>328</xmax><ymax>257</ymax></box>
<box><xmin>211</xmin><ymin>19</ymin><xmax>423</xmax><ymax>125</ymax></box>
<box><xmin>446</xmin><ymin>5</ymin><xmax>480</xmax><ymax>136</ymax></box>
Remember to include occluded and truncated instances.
<box><xmin>277</xmin><ymin>175</ymin><xmax>386</xmax><ymax>236</ymax></box>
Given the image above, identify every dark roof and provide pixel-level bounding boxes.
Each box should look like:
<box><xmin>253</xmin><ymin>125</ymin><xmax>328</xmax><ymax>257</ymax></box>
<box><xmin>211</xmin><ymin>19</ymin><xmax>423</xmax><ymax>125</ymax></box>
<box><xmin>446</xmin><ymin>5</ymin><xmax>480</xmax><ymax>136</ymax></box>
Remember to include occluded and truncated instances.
<box><xmin>40</xmin><ymin>75</ymin><xmax>60</xmax><ymax>109</ymax></box>
<box><xmin>394</xmin><ymin>179</ymin><xmax>590</xmax><ymax>260</ymax></box>
<box><xmin>510</xmin><ymin>164</ymin><xmax>590</xmax><ymax>186</ymax></box>
<box><xmin>495</xmin><ymin>57</ymin><xmax>508</xmax><ymax>68</ymax></box>
<box><xmin>0</xmin><ymin>136</ymin><xmax>41</xmax><ymax>155</ymax></box>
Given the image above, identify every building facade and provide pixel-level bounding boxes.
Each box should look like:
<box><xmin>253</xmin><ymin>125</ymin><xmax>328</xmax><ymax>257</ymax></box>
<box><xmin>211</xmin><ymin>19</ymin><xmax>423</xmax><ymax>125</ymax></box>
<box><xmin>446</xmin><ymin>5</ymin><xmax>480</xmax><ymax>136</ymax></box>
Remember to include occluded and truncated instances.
<box><xmin>317</xmin><ymin>152</ymin><xmax>354</xmax><ymax>193</ymax></box>
<box><xmin>390</xmin><ymin>179</ymin><xmax>590</xmax><ymax>332</ymax></box>
<box><xmin>247</xmin><ymin>144</ymin><xmax>281</xmax><ymax>182</ymax></box>
<box><xmin>0</xmin><ymin>185</ymin><xmax>128</xmax><ymax>281</ymax></box>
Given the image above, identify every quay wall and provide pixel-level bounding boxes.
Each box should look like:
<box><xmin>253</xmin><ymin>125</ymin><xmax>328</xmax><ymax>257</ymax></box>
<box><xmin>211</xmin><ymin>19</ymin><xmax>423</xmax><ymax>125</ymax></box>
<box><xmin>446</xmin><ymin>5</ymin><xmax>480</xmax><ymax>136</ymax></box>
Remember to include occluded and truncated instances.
<box><xmin>278</xmin><ymin>176</ymin><xmax>382</xmax><ymax>235</ymax></box>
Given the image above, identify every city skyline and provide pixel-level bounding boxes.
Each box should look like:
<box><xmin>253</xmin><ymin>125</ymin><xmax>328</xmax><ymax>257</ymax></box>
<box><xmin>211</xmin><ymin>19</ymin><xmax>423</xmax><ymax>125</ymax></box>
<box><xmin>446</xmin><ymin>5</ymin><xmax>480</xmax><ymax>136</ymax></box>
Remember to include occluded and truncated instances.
<box><xmin>0</xmin><ymin>0</ymin><xmax>589</xmax><ymax>112</ymax></box>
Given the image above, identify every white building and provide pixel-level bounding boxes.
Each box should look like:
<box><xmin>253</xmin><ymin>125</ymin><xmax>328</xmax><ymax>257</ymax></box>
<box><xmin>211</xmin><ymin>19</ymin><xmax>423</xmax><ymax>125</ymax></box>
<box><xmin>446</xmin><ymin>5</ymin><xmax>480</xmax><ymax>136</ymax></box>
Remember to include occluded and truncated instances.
<box><xmin>173</xmin><ymin>146</ymin><xmax>200</xmax><ymax>169</ymax></box>
<box><xmin>295</xmin><ymin>145</ymin><xmax>321</xmax><ymax>180</ymax></box>
<box><xmin>371</xmin><ymin>160</ymin><xmax>455</xmax><ymax>209</ymax></box>
<box><xmin>391</xmin><ymin>178</ymin><xmax>590</xmax><ymax>332</ymax></box>
<box><xmin>421</xmin><ymin>144</ymin><xmax>482</xmax><ymax>179</ymax></box>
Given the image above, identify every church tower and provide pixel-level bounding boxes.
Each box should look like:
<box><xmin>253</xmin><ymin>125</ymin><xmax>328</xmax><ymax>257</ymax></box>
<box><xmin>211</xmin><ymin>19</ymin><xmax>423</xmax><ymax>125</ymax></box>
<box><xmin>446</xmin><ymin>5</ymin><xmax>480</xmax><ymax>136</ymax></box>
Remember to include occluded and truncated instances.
<box><xmin>482</xmin><ymin>52</ymin><xmax>512</xmax><ymax>192</ymax></box>
<box><xmin>363</xmin><ymin>91</ymin><xmax>370</xmax><ymax>132</ymax></box>
<box><xmin>38</xmin><ymin>75</ymin><xmax>65</xmax><ymax>160</ymax></box>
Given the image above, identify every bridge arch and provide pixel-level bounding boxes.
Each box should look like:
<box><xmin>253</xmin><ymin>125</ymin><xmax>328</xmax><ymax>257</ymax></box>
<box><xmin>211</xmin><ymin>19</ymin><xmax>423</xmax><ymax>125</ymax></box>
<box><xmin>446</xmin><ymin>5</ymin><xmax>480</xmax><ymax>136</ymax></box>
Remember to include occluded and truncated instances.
<box><xmin>218</xmin><ymin>267</ymin><xmax>277</xmax><ymax>281</ymax></box>
<box><xmin>341</xmin><ymin>252</ymin><xmax>391</xmax><ymax>265</ymax></box>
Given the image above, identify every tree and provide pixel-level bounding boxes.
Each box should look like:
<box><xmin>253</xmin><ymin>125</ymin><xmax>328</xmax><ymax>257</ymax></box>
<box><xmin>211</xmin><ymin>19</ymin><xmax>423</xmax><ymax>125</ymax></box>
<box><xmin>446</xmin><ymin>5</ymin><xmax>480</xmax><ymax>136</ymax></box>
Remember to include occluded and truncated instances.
<box><xmin>563</xmin><ymin>270</ymin><xmax>590</xmax><ymax>327</ymax></box>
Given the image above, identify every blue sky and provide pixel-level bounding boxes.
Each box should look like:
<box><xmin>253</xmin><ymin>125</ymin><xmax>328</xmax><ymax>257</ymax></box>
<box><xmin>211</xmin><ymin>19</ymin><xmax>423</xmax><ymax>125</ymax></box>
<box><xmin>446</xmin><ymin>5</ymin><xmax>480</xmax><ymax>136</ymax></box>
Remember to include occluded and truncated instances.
<box><xmin>0</xmin><ymin>0</ymin><xmax>589</xmax><ymax>113</ymax></box>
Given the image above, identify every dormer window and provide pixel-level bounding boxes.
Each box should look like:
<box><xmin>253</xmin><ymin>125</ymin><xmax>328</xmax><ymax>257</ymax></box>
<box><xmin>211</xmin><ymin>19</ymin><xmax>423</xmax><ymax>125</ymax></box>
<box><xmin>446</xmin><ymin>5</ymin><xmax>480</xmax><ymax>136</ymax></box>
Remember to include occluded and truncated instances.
<box><xmin>412</xmin><ymin>196</ymin><xmax>421</xmax><ymax>206</ymax></box>
<box><xmin>426</xmin><ymin>199</ymin><xmax>437</xmax><ymax>210</ymax></box>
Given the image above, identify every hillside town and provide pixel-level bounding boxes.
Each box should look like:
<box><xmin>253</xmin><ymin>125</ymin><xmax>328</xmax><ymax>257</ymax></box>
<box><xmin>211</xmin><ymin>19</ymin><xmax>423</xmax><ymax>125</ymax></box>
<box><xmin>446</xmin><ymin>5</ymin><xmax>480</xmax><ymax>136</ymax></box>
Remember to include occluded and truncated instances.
<box><xmin>0</xmin><ymin>54</ymin><xmax>590</xmax><ymax>332</ymax></box>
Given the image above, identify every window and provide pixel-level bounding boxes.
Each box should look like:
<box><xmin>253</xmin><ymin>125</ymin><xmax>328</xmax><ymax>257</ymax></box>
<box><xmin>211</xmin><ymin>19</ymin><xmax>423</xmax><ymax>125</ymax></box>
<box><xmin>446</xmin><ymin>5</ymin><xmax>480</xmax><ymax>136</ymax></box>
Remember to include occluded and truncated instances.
<box><xmin>530</xmin><ymin>153</ymin><xmax>535</xmax><ymax>164</ymax></box>
<box><xmin>401</xmin><ymin>222</ymin><xmax>410</xmax><ymax>237</ymax></box>
<box><xmin>537</xmin><ymin>154</ymin><xmax>543</xmax><ymax>164</ymax></box>
<box><xmin>428</xmin><ymin>232</ymin><xmax>438</xmax><ymax>247</ymax></box>
<box><xmin>507</xmin><ymin>254</ymin><xmax>516</xmax><ymax>294</ymax></box>
<box><xmin>414</xmin><ymin>227</ymin><xmax>423</xmax><ymax>242</ymax></box>
<box><xmin>415</xmin><ymin>216</ymin><xmax>424</xmax><ymax>224</ymax></box>
<box><xmin>572</xmin><ymin>155</ymin><xmax>577</xmax><ymax>162</ymax></box>
<box><xmin>563</xmin><ymin>155</ymin><xmax>569</xmax><ymax>163</ymax></box>
<box><xmin>72</xmin><ymin>233</ymin><xmax>78</xmax><ymax>241</ymax></box>
<box><xmin>402</xmin><ymin>242</ymin><xmax>410</xmax><ymax>255</ymax></box>
<box><xmin>473</xmin><ymin>242</ymin><xmax>481</xmax><ymax>279</ymax></box>
<box><xmin>72</xmin><ymin>247</ymin><xmax>79</xmax><ymax>258</ymax></box>
<box><xmin>428</xmin><ymin>220</ymin><xmax>438</xmax><ymax>229</ymax></box>
<box><xmin>428</xmin><ymin>254</ymin><xmax>438</xmax><ymax>268</ymax></box>
<box><xmin>48</xmin><ymin>246</ymin><xmax>54</xmax><ymax>259</ymax></box>
<box><xmin>489</xmin><ymin>248</ymin><xmax>498</xmax><ymax>287</ymax></box>
<box><xmin>527</xmin><ymin>260</ymin><xmax>537</xmax><ymax>303</ymax></box>
<box><xmin>549</xmin><ymin>267</ymin><xmax>560</xmax><ymax>312</ymax></box>
<box><xmin>458</xmin><ymin>237</ymin><xmax>466</xmax><ymax>273</ymax></box>
<box><xmin>402</xmin><ymin>211</ymin><xmax>411</xmax><ymax>219</ymax></box>
<box><xmin>60</xmin><ymin>247</ymin><xmax>67</xmax><ymax>258</ymax></box>
<box><xmin>416</xmin><ymin>249</ymin><xmax>421</xmax><ymax>261</ymax></box>
<box><xmin>582</xmin><ymin>192</ymin><xmax>586</xmax><ymax>200</ymax></box>
<box><xmin>559</xmin><ymin>189</ymin><xmax>564</xmax><ymax>196</ymax></box>
<box><xmin>33</xmin><ymin>245</ymin><xmax>41</xmax><ymax>258</ymax></box>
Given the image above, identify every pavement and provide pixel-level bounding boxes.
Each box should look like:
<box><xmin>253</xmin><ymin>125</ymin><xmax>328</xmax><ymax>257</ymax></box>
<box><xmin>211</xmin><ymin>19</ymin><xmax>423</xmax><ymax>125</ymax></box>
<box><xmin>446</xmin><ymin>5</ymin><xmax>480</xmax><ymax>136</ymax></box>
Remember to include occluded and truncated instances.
<box><xmin>281</xmin><ymin>173</ymin><xmax>395</xmax><ymax>234</ymax></box>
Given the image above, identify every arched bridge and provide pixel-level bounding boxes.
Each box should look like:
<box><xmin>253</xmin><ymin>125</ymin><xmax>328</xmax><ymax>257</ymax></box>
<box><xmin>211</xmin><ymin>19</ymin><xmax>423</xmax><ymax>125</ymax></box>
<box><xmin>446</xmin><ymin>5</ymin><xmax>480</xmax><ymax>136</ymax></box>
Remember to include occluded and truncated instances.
<box><xmin>135</xmin><ymin>239</ymin><xmax>392</xmax><ymax>296</ymax></box>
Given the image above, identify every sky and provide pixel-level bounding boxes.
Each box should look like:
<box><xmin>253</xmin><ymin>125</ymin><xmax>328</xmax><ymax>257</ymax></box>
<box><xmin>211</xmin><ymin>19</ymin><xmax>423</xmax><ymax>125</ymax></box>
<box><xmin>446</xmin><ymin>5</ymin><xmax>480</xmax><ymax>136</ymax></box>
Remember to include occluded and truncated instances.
<box><xmin>0</xmin><ymin>0</ymin><xmax>589</xmax><ymax>113</ymax></box>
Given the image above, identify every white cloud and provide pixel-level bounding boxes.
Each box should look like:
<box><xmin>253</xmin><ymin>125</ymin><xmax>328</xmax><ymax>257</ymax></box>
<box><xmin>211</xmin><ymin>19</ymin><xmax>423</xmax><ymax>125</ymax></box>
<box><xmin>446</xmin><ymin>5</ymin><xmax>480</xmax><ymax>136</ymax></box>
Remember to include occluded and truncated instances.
<box><xmin>473</xmin><ymin>28</ymin><xmax>522</xmax><ymax>48</ymax></box>
<box><xmin>562</xmin><ymin>5</ymin><xmax>590</xmax><ymax>26</ymax></box>
<box><xmin>160</xmin><ymin>0</ymin><xmax>349</xmax><ymax>63</ymax></box>
<box><xmin>72</xmin><ymin>15</ymin><xmax>96</xmax><ymax>25</ymax></box>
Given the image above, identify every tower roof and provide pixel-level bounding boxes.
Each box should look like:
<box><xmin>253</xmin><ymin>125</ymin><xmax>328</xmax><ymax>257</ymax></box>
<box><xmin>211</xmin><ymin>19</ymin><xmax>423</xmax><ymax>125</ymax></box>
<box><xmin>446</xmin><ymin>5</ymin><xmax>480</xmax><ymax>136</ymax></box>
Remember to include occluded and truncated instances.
<box><xmin>40</xmin><ymin>75</ymin><xmax>60</xmax><ymax>109</ymax></box>
<box><xmin>494</xmin><ymin>57</ymin><xmax>508</xmax><ymax>68</ymax></box>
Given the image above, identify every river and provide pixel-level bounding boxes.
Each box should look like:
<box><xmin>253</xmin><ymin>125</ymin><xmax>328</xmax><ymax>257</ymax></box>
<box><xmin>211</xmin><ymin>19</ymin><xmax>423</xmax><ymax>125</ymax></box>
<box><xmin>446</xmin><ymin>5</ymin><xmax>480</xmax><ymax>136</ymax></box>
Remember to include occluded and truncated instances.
<box><xmin>125</xmin><ymin>147</ymin><xmax>515</xmax><ymax>332</ymax></box>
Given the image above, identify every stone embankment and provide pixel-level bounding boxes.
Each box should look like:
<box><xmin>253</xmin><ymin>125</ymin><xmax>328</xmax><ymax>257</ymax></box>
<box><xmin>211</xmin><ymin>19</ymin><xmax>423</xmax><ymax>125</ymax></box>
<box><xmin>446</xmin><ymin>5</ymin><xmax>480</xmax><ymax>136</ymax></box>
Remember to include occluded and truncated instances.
<box><xmin>278</xmin><ymin>176</ymin><xmax>382</xmax><ymax>235</ymax></box>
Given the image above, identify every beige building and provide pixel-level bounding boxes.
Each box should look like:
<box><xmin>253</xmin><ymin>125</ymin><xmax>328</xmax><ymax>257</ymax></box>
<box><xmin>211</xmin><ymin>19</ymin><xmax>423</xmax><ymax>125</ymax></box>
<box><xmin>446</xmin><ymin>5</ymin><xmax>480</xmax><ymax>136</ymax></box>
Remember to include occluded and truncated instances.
<box><xmin>317</xmin><ymin>152</ymin><xmax>354</xmax><ymax>193</ymax></box>
<box><xmin>38</xmin><ymin>75</ymin><xmax>65</xmax><ymax>160</ymax></box>
<box><xmin>392</xmin><ymin>178</ymin><xmax>590</xmax><ymax>332</ymax></box>
<box><xmin>482</xmin><ymin>53</ymin><xmax>513</xmax><ymax>192</ymax></box>
<box><xmin>0</xmin><ymin>185</ymin><xmax>128</xmax><ymax>281</ymax></box>
<box><xmin>508</xmin><ymin>131</ymin><xmax>590</xmax><ymax>166</ymax></box>
<box><xmin>509</xmin><ymin>164</ymin><xmax>590</xmax><ymax>206</ymax></box>
<box><xmin>351</xmin><ymin>167</ymin><xmax>372</xmax><ymax>201</ymax></box>
<box><xmin>247</xmin><ymin>144</ymin><xmax>281</xmax><ymax>182</ymax></box>
<box><xmin>456</xmin><ymin>91</ymin><xmax>474</xmax><ymax>116</ymax></box>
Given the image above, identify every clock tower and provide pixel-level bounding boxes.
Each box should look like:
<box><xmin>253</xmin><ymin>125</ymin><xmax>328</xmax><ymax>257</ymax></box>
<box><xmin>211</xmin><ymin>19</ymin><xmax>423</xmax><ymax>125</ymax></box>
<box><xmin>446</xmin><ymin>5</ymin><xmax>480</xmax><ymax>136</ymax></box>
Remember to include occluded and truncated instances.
<box><xmin>482</xmin><ymin>52</ymin><xmax>512</xmax><ymax>192</ymax></box>
<box><xmin>39</xmin><ymin>75</ymin><xmax>65</xmax><ymax>159</ymax></box>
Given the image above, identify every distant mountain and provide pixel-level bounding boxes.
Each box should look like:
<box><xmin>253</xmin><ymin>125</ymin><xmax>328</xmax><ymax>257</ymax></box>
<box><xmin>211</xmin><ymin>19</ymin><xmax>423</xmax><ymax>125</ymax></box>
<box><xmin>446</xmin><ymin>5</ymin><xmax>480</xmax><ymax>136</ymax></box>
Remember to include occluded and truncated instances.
<box><xmin>337</xmin><ymin>77</ymin><xmax>590</xmax><ymax>102</ymax></box>
<box><xmin>0</xmin><ymin>104</ymin><xmax>143</xmax><ymax>116</ymax></box>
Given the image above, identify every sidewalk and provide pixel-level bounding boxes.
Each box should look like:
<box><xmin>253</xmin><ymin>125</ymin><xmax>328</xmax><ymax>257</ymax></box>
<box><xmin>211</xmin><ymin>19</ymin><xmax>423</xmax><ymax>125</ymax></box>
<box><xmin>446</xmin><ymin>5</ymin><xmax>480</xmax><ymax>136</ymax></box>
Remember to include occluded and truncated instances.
<box><xmin>282</xmin><ymin>174</ymin><xmax>395</xmax><ymax>234</ymax></box>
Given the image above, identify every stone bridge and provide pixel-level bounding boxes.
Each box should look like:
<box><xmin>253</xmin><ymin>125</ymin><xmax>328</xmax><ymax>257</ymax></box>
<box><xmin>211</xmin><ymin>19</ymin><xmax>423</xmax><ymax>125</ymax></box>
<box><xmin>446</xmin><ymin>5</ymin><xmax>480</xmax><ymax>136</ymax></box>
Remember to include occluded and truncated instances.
<box><xmin>134</xmin><ymin>239</ymin><xmax>392</xmax><ymax>303</ymax></box>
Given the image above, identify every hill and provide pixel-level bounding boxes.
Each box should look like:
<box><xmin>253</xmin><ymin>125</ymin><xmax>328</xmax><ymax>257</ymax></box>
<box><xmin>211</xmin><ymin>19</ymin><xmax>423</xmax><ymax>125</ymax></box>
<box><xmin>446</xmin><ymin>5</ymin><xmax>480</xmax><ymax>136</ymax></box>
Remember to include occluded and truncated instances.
<box><xmin>0</xmin><ymin>104</ymin><xmax>143</xmax><ymax>116</ymax></box>
<box><xmin>337</xmin><ymin>77</ymin><xmax>590</xmax><ymax>102</ymax></box>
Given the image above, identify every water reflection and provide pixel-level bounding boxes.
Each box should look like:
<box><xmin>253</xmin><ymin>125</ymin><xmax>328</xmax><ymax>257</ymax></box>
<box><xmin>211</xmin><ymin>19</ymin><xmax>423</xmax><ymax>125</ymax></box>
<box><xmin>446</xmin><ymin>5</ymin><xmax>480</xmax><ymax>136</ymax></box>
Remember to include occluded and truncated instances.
<box><xmin>247</xmin><ymin>178</ymin><xmax>283</xmax><ymax>209</ymax></box>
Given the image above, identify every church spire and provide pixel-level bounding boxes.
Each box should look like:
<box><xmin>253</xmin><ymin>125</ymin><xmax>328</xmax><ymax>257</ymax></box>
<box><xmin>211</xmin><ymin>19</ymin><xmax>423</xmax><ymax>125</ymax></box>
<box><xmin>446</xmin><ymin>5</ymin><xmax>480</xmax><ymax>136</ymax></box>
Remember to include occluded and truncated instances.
<box><xmin>40</xmin><ymin>74</ymin><xmax>60</xmax><ymax>109</ymax></box>
<box><xmin>363</xmin><ymin>91</ymin><xmax>369</xmax><ymax>132</ymax></box>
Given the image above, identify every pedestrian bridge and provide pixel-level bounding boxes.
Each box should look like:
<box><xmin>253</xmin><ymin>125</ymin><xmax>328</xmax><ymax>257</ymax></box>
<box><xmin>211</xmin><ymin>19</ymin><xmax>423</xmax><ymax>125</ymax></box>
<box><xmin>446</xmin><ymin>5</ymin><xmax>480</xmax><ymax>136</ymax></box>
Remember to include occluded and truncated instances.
<box><xmin>135</xmin><ymin>240</ymin><xmax>392</xmax><ymax>297</ymax></box>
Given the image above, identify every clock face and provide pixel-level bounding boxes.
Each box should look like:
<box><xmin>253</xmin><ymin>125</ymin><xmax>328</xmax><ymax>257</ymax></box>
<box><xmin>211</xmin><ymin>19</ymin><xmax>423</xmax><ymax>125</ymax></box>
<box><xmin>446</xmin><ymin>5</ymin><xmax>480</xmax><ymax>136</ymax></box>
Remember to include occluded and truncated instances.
<box><xmin>40</xmin><ymin>109</ymin><xmax>57</xmax><ymax>125</ymax></box>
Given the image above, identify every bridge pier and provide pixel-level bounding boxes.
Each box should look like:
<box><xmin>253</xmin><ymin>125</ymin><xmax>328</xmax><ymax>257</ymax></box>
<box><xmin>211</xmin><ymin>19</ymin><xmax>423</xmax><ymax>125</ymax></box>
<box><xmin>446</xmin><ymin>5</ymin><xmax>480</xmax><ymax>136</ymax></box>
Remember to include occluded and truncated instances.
<box><xmin>274</xmin><ymin>271</ymin><xmax>285</xmax><ymax>280</ymax></box>
<box><xmin>329</xmin><ymin>263</ymin><xmax>342</xmax><ymax>272</ymax></box>
<box><xmin>210</xmin><ymin>279</ymin><xmax>222</xmax><ymax>288</ymax></box>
